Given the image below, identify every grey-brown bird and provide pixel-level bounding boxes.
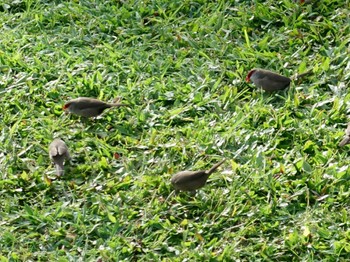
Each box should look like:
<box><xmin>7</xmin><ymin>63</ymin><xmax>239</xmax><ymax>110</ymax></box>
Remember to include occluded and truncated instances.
<box><xmin>339</xmin><ymin>123</ymin><xmax>350</xmax><ymax>147</ymax></box>
<box><xmin>63</xmin><ymin>97</ymin><xmax>128</xmax><ymax>118</ymax></box>
<box><xmin>298</xmin><ymin>0</ymin><xmax>313</xmax><ymax>3</ymax></box>
<box><xmin>171</xmin><ymin>159</ymin><xmax>226</xmax><ymax>192</ymax></box>
<box><xmin>49</xmin><ymin>138</ymin><xmax>70</xmax><ymax>176</ymax></box>
<box><xmin>246</xmin><ymin>69</ymin><xmax>291</xmax><ymax>91</ymax></box>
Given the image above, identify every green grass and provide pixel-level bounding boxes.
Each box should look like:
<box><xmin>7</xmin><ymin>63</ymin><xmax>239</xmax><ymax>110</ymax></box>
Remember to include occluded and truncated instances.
<box><xmin>1</xmin><ymin>0</ymin><xmax>350</xmax><ymax>260</ymax></box>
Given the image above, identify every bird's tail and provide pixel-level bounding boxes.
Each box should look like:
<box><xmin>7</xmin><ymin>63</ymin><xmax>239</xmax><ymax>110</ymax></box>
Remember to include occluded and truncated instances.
<box><xmin>291</xmin><ymin>69</ymin><xmax>313</xmax><ymax>80</ymax></box>
<box><xmin>55</xmin><ymin>163</ymin><xmax>65</xmax><ymax>176</ymax></box>
<box><xmin>109</xmin><ymin>103</ymin><xmax>130</xmax><ymax>107</ymax></box>
<box><xmin>207</xmin><ymin>159</ymin><xmax>226</xmax><ymax>175</ymax></box>
<box><xmin>339</xmin><ymin>136</ymin><xmax>350</xmax><ymax>147</ymax></box>
<box><xmin>109</xmin><ymin>97</ymin><xmax>130</xmax><ymax>107</ymax></box>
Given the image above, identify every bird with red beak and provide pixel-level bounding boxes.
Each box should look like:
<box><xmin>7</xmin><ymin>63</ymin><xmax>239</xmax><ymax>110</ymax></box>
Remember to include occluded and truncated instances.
<box><xmin>246</xmin><ymin>69</ymin><xmax>291</xmax><ymax>92</ymax></box>
<box><xmin>63</xmin><ymin>97</ymin><xmax>129</xmax><ymax>118</ymax></box>
<box><xmin>299</xmin><ymin>0</ymin><xmax>313</xmax><ymax>3</ymax></box>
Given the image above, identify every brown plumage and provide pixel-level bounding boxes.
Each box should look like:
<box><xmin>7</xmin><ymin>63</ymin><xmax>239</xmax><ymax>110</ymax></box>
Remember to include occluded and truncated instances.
<box><xmin>246</xmin><ymin>69</ymin><xmax>291</xmax><ymax>91</ymax></box>
<box><xmin>63</xmin><ymin>97</ymin><xmax>128</xmax><ymax>117</ymax></box>
<box><xmin>339</xmin><ymin>123</ymin><xmax>350</xmax><ymax>147</ymax></box>
<box><xmin>171</xmin><ymin>159</ymin><xmax>226</xmax><ymax>192</ymax></box>
<box><xmin>49</xmin><ymin>138</ymin><xmax>70</xmax><ymax>176</ymax></box>
<box><xmin>299</xmin><ymin>0</ymin><xmax>313</xmax><ymax>3</ymax></box>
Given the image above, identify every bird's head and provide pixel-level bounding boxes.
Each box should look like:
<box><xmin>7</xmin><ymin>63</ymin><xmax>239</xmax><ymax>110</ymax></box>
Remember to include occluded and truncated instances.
<box><xmin>246</xmin><ymin>69</ymin><xmax>256</xmax><ymax>82</ymax></box>
<box><xmin>62</xmin><ymin>102</ymin><xmax>71</xmax><ymax>110</ymax></box>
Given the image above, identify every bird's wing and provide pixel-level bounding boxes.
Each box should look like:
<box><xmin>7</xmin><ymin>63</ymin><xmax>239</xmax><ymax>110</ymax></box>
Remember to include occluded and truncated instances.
<box><xmin>57</xmin><ymin>143</ymin><xmax>68</xmax><ymax>156</ymax></box>
<box><xmin>74</xmin><ymin>98</ymin><xmax>109</xmax><ymax>109</ymax></box>
<box><xmin>49</xmin><ymin>145</ymin><xmax>58</xmax><ymax>157</ymax></box>
<box><xmin>49</xmin><ymin>140</ymin><xmax>69</xmax><ymax>158</ymax></box>
<box><xmin>257</xmin><ymin>76</ymin><xmax>290</xmax><ymax>90</ymax></box>
<box><xmin>171</xmin><ymin>171</ymin><xmax>207</xmax><ymax>184</ymax></box>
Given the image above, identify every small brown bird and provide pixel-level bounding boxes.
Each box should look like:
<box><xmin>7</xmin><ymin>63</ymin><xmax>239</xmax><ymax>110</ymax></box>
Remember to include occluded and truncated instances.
<box><xmin>171</xmin><ymin>159</ymin><xmax>226</xmax><ymax>192</ymax></box>
<box><xmin>339</xmin><ymin>123</ymin><xmax>350</xmax><ymax>147</ymax></box>
<box><xmin>49</xmin><ymin>138</ymin><xmax>70</xmax><ymax>176</ymax></box>
<box><xmin>63</xmin><ymin>97</ymin><xmax>128</xmax><ymax>118</ymax></box>
<box><xmin>299</xmin><ymin>0</ymin><xmax>313</xmax><ymax>3</ymax></box>
<box><xmin>246</xmin><ymin>69</ymin><xmax>291</xmax><ymax>91</ymax></box>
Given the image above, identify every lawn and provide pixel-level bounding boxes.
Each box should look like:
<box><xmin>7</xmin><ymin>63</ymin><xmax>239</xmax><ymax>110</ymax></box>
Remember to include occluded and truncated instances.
<box><xmin>0</xmin><ymin>0</ymin><xmax>350</xmax><ymax>260</ymax></box>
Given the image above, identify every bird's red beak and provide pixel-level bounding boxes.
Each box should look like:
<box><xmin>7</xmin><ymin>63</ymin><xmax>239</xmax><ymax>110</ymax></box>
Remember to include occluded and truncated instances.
<box><xmin>246</xmin><ymin>70</ymin><xmax>255</xmax><ymax>83</ymax></box>
<box><xmin>62</xmin><ymin>104</ymin><xmax>68</xmax><ymax>110</ymax></box>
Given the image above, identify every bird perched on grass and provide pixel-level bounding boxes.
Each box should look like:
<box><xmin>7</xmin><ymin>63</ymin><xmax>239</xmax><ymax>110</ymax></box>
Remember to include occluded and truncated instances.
<box><xmin>298</xmin><ymin>0</ymin><xmax>313</xmax><ymax>3</ymax></box>
<box><xmin>245</xmin><ymin>68</ymin><xmax>312</xmax><ymax>92</ymax></box>
<box><xmin>63</xmin><ymin>97</ymin><xmax>129</xmax><ymax>118</ymax></box>
<box><xmin>49</xmin><ymin>138</ymin><xmax>70</xmax><ymax>176</ymax></box>
<box><xmin>245</xmin><ymin>69</ymin><xmax>291</xmax><ymax>91</ymax></box>
<box><xmin>339</xmin><ymin>123</ymin><xmax>350</xmax><ymax>147</ymax></box>
<box><xmin>171</xmin><ymin>159</ymin><xmax>226</xmax><ymax>193</ymax></box>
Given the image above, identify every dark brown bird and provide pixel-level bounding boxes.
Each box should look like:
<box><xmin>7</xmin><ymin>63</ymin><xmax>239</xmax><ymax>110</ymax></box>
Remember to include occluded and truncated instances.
<box><xmin>171</xmin><ymin>159</ymin><xmax>226</xmax><ymax>192</ymax></box>
<box><xmin>49</xmin><ymin>138</ymin><xmax>70</xmax><ymax>176</ymax></box>
<box><xmin>246</xmin><ymin>69</ymin><xmax>291</xmax><ymax>91</ymax></box>
<box><xmin>339</xmin><ymin>123</ymin><xmax>350</xmax><ymax>147</ymax></box>
<box><xmin>298</xmin><ymin>0</ymin><xmax>313</xmax><ymax>3</ymax></box>
<box><xmin>63</xmin><ymin>97</ymin><xmax>128</xmax><ymax>118</ymax></box>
